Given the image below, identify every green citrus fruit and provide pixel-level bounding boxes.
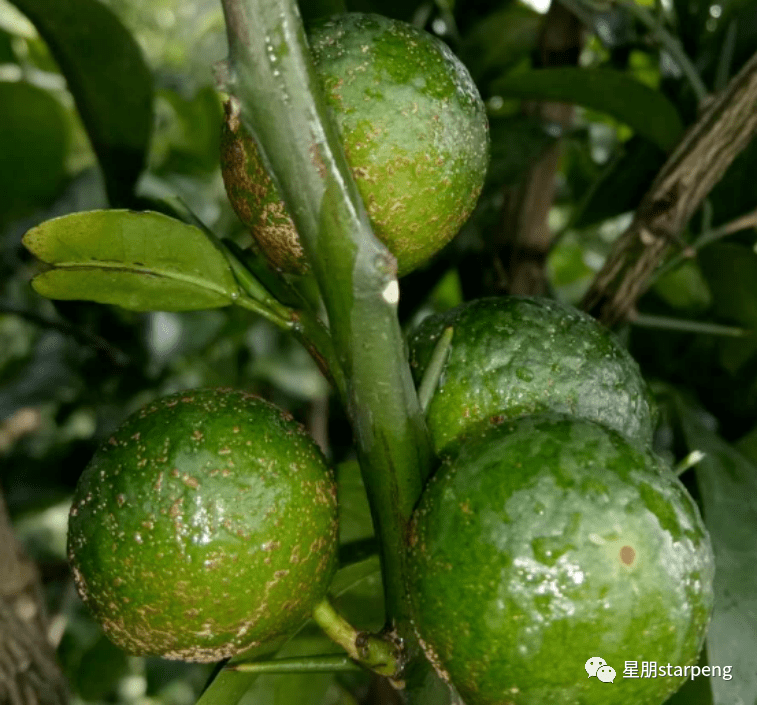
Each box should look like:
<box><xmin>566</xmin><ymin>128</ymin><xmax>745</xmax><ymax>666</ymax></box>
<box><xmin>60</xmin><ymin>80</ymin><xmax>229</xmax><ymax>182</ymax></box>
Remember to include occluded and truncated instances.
<box><xmin>407</xmin><ymin>413</ymin><xmax>714</xmax><ymax>705</ymax></box>
<box><xmin>220</xmin><ymin>12</ymin><xmax>489</xmax><ymax>276</ymax></box>
<box><xmin>67</xmin><ymin>388</ymin><xmax>338</xmax><ymax>662</ymax></box>
<box><xmin>408</xmin><ymin>296</ymin><xmax>658</xmax><ymax>454</ymax></box>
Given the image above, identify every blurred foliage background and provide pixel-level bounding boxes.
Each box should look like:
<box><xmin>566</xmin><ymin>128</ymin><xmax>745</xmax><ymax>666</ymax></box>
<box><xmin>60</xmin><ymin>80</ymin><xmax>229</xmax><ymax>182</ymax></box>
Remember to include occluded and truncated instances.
<box><xmin>1</xmin><ymin>0</ymin><xmax>756</xmax><ymax>703</ymax></box>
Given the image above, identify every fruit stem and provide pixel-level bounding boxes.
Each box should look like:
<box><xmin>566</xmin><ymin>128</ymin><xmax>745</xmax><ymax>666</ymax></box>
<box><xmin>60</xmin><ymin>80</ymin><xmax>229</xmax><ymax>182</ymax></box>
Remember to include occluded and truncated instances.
<box><xmin>417</xmin><ymin>326</ymin><xmax>454</xmax><ymax>416</ymax></box>
<box><xmin>311</xmin><ymin>598</ymin><xmax>401</xmax><ymax>680</ymax></box>
<box><xmin>227</xmin><ymin>653</ymin><xmax>361</xmax><ymax>674</ymax></box>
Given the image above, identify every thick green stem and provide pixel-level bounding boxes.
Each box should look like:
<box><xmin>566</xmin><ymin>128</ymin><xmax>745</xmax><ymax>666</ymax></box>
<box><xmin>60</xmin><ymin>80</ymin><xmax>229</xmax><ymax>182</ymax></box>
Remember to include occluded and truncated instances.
<box><xmin>220</xmin><ymin>0</ymin><xmax>433</xmax><ymax>636</ymax></box>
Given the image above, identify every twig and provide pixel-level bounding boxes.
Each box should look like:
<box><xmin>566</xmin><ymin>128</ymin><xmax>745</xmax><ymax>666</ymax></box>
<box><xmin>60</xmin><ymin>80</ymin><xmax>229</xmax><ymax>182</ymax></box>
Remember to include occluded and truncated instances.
<box><xmin>648</xmin><ymin>206</ymin><xmax>757</xmax><ymax>286</ymax></box>
<box><xmin>630</xmin><ymin>312</ymin><xmax>748</xmax><ymax>337</ymax></box>
<box><xmin>228</xmin><ymin>654</ymin><xmax>361</xmax><ymax>674</ymax></box>
<box><xmin>617</xmin><ymin>0</ymin><xmax>708</xmax><ymax>103</ymax></box>
<box><xmin>582</xmin><ymin>49</ymin><xmax>757</xmax><ymax>326</ymax></box>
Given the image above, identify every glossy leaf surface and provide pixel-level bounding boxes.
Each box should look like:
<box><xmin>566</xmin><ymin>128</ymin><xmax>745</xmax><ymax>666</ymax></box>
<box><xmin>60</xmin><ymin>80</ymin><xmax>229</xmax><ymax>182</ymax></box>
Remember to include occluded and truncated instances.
<box><xmin>679</xmin><ymin>403</ymin><xmax>757</xmax><ymax>705</ymax></box>
<box><xmin>10</xmin><ymin>0</ymin><xmax>153</xmax><ymax>205</ymax></box>
<box><xmin>23</xmin><ymin>210</ymin><xmax>240</xmax><ymax>311</ymax></box>
<box><xmin>492</xmin><ymin>68</ymin><xmax>684</xmax><ymax>152</ymax></box>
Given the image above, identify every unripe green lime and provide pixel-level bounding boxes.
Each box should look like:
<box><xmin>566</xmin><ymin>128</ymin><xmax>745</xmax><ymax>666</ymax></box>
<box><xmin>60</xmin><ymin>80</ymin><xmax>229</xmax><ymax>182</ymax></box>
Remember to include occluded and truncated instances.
<box><xmin>220</xmin><ymin>12</ymin><xmax>489</xmax><ymax>276</ymax></box>
<box><xmin>409</xmin><ymin>296</ymin><xmax>657</xmax><ymax>454</ymax></box>
<box><xmin>67</xmin><ymin>388</ymin><xmax>338</xmax><ymax>662</ymax></box>
<box><xmin>407</xmin><ymin>414</ymin><xmax>714</xmax><ymax>705</ymax></box>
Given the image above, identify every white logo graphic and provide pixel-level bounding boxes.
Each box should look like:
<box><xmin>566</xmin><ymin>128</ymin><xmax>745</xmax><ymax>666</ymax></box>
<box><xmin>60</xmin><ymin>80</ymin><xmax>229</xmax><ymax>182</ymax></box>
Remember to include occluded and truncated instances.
<box><xmin>597</xmin><ymin>665</ymin><xmax>616</xmax><ymax>683</ymax></box>
<box><xmin>585</xmin><ymin>657</ymin><xmax>606</xmax><ymax>677</ymax></box>
<box><xmin>585</xmin><ymin>657</ymin><xmax>615</xmax><ymax>684</ymax></box>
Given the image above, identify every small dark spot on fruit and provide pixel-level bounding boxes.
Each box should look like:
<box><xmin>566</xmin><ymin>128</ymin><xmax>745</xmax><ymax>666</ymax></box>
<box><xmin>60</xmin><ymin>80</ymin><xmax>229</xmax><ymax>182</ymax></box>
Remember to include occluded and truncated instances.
<box><xmin>620</xmin><ymin>545</ymin><xmax>636</xmax><ymax>565</ymax></box>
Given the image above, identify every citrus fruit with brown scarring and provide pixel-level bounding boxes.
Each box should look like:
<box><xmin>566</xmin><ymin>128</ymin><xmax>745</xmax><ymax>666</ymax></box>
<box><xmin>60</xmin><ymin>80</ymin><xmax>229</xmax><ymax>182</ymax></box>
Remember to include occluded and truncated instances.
<box><xmin>407</xmin><ymin>413</ymin><xmax>714</xmax><ymax>705</ymax></box>
<box><xmin>220</xmin><ymin>12</ymin><xmax>489</xmax><ymax>276</ymax></box>
<box><xmin>408</xmin><ymin>296</ymin><xmax>658</xmax><ymax>455</ymax></box>
<box><xmin>67</xmin><ymin>388</ymin><xmax>338</xmax><ymax>662</ymax></box>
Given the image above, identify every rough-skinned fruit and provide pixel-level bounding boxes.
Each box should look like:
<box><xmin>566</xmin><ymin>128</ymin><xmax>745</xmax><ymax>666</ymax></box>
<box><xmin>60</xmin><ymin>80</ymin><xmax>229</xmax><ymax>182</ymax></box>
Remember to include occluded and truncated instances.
<box><xmin>407</xmin><ymin>413</ymin><xmax>714</xmax><ymax>705</ymax></box>
<box><xmin>221</xmin><ymin>12</ymin><xmax>489</xmax><ymax>276</ymax></box>
<box><xmin>408</xmin><ymin>296</ymin><xmax>658</xmax><ymax>454</ymax></box>
<box><xmin>67</xmin><ymin>388</ymin><xmax>338</xmax><ymax>662</ymax></box>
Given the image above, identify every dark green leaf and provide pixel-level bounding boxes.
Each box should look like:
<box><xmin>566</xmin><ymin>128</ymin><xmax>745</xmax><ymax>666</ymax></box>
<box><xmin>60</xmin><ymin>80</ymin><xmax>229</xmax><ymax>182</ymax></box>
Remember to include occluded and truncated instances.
<box><xmin>153</xmin><ymin>86</ymin><xmax>223</xmax><ymax>176</ymax></box>
<box><xmin>573</xmin><ymin>136</ymin><xmax>666</xmax><ymax>228</ymax></box>
<box><xmin>0</xmin><ymin>81</ymin><xmax>68</xmax><ymax>225</ymax></box>
<box><xmin>330</xmin><ymin>555</ymin><xmax>384</xmax><ymax>632</ymax></box>
<box><xmin>240</xmin><ymin>635</ymin><xmax>345</xmax><ymax>705</ymax></box>
<box><xmin>486</xmin><ymin>115</ymin><xmax>557</xmax><ymax>188</ymax></box>
<box><xmin>664</xmin><ymin>648</ymin><xmax>714</xmax><ymax>705</ymax></box>
<box><xmin>0</xmin><ymin>28</ymin><xmax>15</xmax><ymax>63</ymax></box>
<box><xmin>75</xmin><ymin>635</ymin><xmax>129</xmax><ymax>701</ymax></box>
<box><xmin>299</xmin><ymin>0</ymin><xmax>347</xmax><ymax>22</ymax></box>
<box><xmin>458</xmin><ymin>5</ymin><xmax>540</xmax><ymax>86</ymax></box>
<box><xmin>23</xmin><ymin>210</ymin><xmax>241</xmax><ymax>312</ymax></box>
<box><xmin>699</xmin><ymin>243</ymin><xmax>757</xmax><ymax>329</ymax></box>
<box><xmin>491</xmin><ymin>68</ymin><xmax>684</xmax><ymax>152</ymax></box>
<box><xmin>10</xmin><ymin>0</ymin><xmax>153</xmax><ymax>206</ymax></box>
<box><xmin>709</xmin><ymin>139</ymin><xmax>757</xmax><ymax>229</ymax></box>
<box><xmin>678</xmin><ymin>402</ymin><xmax>757</xmax><ymax>705</ymax></box>
<box><xmin>653</xmin><ymin>260</ymin><xmax>712</xmax><ymax>313</ymax></box>
<box><xmin>337</xmin><ymin>458</ymin><xmax>375</xmax><ymax>545</ymax></box>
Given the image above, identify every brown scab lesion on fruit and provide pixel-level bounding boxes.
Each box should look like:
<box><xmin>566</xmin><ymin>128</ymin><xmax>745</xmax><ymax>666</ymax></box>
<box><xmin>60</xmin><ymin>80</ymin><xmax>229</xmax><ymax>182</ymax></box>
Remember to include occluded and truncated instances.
<box><xmin>620</xmin><ymin>545</ymin><xmax>637</xmax><ymax>566</ymax></box>
<box><xmin>414</xmin><ymin>631</ymin><xmax>451</xmax><ymax>684</ymax></box>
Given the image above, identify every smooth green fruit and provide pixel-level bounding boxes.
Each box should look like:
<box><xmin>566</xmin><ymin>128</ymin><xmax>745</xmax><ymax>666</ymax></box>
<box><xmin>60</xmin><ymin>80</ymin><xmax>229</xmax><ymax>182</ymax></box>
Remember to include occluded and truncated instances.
<box><xmin>409</xmin><ymin>296</ymin><xmax>658</xmax><ymax>454</ymax></box>
<box><xmin>221</xmin><ymin>12</ymin><xmax>489</xmax><ymax>276</ymax></box>
<box><xmin>407</xmin><ymin>414</ymin><xmax>714</xmax><ymax>705</ymax></box>
<box><xmin>67</xmin><ymin>388</ymin><xmax>338</xmax><ymax>662</ymax></box>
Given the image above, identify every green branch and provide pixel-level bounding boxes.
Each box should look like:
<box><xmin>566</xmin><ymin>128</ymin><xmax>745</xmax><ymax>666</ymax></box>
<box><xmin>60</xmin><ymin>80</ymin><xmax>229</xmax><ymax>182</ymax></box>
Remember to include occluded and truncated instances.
<box><xmin>219</xmin><ymin>0</ymin><xmax>433</xmax><ymax>638</ymax></box>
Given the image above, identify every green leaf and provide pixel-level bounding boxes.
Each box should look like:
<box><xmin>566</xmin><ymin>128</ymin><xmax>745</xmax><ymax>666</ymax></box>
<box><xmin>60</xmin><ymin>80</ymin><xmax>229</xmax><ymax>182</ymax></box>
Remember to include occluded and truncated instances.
<box><xmin>491</xmin><ymin>68</ymin><xmax>684</xmax><ymax>152</ymax></box>
<box><xmin>699</xmin><ymin>243</ymin><xmax>757</xmax><ymax>329</ymax></box>
<box><xmin>0</xmin><ymin>81</ymin><xmax>68</xmax><ymax>225</ymax></box>
<box><xmin>75</xmin><ymin>635</ymin><xmax>129</xmax><ymax>701</ymax></box>
<box><xmin>9</xmin><ymin>0</ymin><xmax>153</xmax><ymax>206</ymax></box>
<box><xmin>678</xmin><ymin>401</ymin><xmax>757</xmax><ymax>705</ymax></box>
<box><xmin>653</xmin><ymin>260</ymin><xmax>712</xmax><ymax>313</ymax></box>
<box><xmin>238</xmin><ymin>635</ymin><xmax>349</xmax><ymax>705</ymax></box>
<box><xmin>573</xmin><ymin>136</ymin><xmax>666</xmax><ymax>228</ymax></box>
<box><xmin>487</xmin><ymin>115</ymin><xmax>557</xmax><ymax>187</ymax></box>
<box><xmin>153</xmin><ymin>86</ymin><xmax>223</xmax><ymax>176</ymax></box>
<box><xmin>23</xmin><ymin>210</ymin><xmax>241</xmax><ymax>312</ymax></box>
<box><xmin>458</xmin><ymin>5</ymin><xmax>541</xmax><ymax>85</ymax></box>
<box><xmin>337</xmin><ymin>458</ymin><xmax>375</xmax><ymax>546</ymax></box>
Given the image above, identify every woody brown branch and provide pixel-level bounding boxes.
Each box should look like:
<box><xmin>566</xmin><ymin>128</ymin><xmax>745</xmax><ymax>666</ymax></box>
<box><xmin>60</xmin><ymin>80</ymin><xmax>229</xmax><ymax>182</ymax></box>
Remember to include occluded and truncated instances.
<box><xmin>0</xmin><ymin>489</ymin><xmax>68</xmax><ymax>705</ymax></box>
<box><xmin>582</xmin><ymin>49</ymin><xmax>757</xmax><ymax>327</ymax></box>
<box><xmin>494</xmin><ymin>0</ymin><xmax>583</xmax><ymax>296</ymax></box>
